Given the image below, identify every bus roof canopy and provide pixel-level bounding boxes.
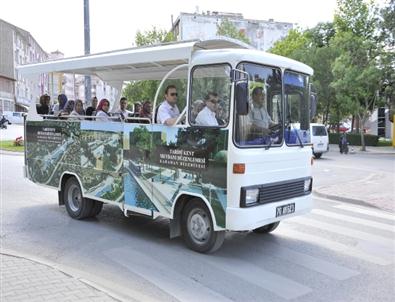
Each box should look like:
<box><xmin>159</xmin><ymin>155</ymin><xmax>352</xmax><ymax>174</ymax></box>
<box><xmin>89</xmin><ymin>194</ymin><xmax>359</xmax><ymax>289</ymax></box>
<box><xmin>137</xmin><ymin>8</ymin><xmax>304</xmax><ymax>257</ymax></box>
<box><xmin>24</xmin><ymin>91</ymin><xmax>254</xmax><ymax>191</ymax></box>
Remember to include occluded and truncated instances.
<box><xmin>16</xmin><ymin>38</ymin><xmax>251</xmax><ymax>82</ymax></box>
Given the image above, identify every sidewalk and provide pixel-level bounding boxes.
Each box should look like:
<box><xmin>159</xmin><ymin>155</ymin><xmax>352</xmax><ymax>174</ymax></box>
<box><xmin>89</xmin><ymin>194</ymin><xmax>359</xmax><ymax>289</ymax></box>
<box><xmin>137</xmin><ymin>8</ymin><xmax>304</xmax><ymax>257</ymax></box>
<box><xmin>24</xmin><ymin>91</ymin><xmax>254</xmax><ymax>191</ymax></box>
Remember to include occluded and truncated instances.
<box><xmin>0</xmin><ymin>252</ymin><xmax>120</xmax><ymax>302</ymax></box>
<box><xmin>0</xmin><ymin>124</ymin><xmax>24</xmax><ymax>141</ymax></box>
<box><xmin>314</xmin><ymin>144</ymin><xmax>395</xmax><ymax>213</ymax></box>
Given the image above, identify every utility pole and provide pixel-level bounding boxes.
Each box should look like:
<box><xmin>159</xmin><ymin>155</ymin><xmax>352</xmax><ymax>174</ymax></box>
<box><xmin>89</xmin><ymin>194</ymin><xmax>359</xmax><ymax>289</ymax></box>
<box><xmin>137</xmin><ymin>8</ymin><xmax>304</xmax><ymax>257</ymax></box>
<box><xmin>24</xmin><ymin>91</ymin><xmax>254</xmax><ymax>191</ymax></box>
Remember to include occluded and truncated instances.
<box><xmin>84</xmin><ymin>0</ymin><xmax>92</xmax><ymax>104</ymax></box>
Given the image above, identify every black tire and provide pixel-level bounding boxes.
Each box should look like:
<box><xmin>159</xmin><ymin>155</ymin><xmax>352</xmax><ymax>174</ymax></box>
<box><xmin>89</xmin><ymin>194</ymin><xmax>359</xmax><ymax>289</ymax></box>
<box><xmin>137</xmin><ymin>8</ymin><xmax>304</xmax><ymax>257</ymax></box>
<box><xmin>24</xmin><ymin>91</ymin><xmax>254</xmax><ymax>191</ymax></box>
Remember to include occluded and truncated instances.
<box><xmin>313</xmin><ymin>153</ymin><xmax>322</xmax><ymax>159</ymax></box>
<box><xmin>63</xmin><ymin>177</ymin><xmax>94</xmax><ymax>219</ymax></box>
<box><xmin>181</xmin><ymin>199</ymin><xmax>225</xmax><ymax>253</ymax></box>
<box><xmin>253</xmin><ymin>221</ymin><xmax>280</xmax><ymax>234</ymax></box>
<box><xmin>88</xmin><ymin>199</ymin><xmax>103</xmax><ymax>217</ymax></box>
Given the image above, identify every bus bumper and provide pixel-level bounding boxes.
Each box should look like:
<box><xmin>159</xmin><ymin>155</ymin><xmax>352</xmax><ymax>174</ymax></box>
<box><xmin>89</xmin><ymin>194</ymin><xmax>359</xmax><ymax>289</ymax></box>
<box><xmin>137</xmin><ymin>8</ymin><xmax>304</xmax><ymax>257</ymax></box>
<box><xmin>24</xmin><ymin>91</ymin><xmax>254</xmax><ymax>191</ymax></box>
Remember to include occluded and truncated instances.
<box><xmin>226</xmin><ymin>195</ymin><xmax>313</xmax><ymax>231</ymax></box>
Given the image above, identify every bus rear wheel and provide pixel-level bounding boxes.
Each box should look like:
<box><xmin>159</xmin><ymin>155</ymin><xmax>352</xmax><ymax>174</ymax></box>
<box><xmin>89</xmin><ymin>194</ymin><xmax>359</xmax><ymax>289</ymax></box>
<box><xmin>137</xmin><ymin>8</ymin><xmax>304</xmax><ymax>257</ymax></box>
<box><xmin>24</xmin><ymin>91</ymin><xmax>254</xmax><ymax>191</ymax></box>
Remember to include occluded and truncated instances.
<box><xmin>181</xmin><ymin>199</ymin><xmax>225</xmax><ymax>253</ymax></box>
<box><xmin>63</xmin><ymin>177</ymin><xmax>94</xmax><ymax>219</ymax></box>
<box><xmin>253</xmin><ymin>221</ymin><xmax>280</xmax><ymax>234</ymax></box>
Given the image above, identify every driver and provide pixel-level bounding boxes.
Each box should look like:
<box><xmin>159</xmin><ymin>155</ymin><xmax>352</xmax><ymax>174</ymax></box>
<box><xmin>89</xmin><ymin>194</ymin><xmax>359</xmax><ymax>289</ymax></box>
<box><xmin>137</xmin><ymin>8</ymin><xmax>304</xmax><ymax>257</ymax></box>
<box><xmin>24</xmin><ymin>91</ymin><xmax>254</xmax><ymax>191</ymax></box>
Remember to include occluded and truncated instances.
<box><xmin>249</xmin><ymin>87</ymin><xmax>276</xmax><ymax>135</ymax></box>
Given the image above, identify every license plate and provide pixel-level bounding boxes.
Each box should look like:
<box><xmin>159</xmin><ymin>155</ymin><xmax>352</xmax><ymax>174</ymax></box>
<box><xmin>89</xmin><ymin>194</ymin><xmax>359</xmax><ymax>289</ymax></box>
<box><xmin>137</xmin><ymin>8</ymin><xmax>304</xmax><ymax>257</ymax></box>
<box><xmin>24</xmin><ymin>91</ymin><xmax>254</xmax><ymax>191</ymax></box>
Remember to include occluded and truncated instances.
<box><xmin>318</xmin><ymin>143</ymin><xmax>323</xmax><ymax>146</ymax></box>
<box><xmin>276</xmin><ymin>203</ymin><xmax>295</xmax><ymax>217</ymax></box>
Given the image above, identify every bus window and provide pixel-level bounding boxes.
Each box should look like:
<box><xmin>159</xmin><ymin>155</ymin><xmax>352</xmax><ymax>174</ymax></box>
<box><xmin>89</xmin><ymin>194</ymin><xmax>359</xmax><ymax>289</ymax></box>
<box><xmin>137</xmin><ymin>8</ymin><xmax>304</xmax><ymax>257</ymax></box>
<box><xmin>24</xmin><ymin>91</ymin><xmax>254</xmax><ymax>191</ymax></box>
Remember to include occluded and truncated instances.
<box><xmin>284</xmin><ymin>71</ymin><xmax>311</xmax><ymax>145</ymax></box>
<box><xmin>234</xmin><ymin>62</ymin><xmax>283</xmax><ymax>147</ymax></box>
<box><xmin>189</xmin><ymin>64</ymin><xmax>231</xmax><ymax>127</ymax></box>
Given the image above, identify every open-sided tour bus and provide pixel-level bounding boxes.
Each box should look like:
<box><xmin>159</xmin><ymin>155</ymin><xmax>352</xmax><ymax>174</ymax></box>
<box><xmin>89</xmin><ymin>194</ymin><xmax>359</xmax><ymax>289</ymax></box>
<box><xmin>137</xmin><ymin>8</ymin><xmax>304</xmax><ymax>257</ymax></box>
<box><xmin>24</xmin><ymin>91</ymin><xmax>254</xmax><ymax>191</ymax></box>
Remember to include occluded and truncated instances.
<box><xmin>17</xmin><ymin>38</ymin><xmax>314</xmax><ymax>253</ymax></box>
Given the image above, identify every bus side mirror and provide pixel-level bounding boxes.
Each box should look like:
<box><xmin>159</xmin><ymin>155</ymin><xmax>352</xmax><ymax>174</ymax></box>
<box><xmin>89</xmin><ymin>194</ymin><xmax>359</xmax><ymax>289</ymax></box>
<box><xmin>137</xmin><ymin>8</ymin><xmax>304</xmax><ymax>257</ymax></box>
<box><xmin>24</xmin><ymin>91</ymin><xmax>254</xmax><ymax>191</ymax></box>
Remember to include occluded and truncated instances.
<box><xmin>235</xmin><ymin>81</ymin><xmax>249</xmax><ymax>115</ymax></box>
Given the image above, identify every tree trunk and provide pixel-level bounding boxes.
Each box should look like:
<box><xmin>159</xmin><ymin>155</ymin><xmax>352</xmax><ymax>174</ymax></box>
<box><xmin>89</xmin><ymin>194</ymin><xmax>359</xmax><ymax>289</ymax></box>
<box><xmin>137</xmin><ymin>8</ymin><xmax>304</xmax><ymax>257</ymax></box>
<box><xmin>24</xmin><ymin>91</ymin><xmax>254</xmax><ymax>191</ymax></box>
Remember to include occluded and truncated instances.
<box><xmin>359</xmin><ymin>113</ymin><xmax>367</xmax><ymax>151</ymax></box>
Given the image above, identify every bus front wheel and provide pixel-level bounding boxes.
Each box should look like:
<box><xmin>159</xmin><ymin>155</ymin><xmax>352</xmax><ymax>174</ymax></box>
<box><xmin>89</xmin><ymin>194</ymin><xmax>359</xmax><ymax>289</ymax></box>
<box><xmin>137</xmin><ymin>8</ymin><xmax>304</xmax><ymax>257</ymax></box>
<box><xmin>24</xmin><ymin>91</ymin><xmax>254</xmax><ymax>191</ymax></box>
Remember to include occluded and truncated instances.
<box><xmin>253</xmin><ymin>222</ymin><xmax>280</xmax><ymax>233</ymax></box>
<box><xmin>63</xmin><ymin>177</ymin><xmax>94</xmax><ymax>219</ymax></box>
<box><xmin>181</xmin><ymin>199</ymin><xmax>225</xmax><ymax>253</ymax></box>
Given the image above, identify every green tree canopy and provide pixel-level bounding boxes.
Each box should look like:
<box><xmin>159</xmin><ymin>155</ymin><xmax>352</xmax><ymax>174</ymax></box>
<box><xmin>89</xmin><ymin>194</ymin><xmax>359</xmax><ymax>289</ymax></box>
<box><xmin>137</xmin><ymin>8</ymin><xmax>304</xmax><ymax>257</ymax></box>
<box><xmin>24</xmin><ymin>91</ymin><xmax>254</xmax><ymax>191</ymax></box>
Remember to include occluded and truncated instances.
<box><xmin>216</xmin><ymin>19</ymin><xmax>250</xmax><ymax>44</ymax></box>
<box><xmin>123</xmin><ymin>27</ymin><xmax>177</xmax><ymax>107</ymax></box>
<box><xmin>135</xmin><ymin>27</ymin><xmax>175</xmax><ymax>47</ymax></box>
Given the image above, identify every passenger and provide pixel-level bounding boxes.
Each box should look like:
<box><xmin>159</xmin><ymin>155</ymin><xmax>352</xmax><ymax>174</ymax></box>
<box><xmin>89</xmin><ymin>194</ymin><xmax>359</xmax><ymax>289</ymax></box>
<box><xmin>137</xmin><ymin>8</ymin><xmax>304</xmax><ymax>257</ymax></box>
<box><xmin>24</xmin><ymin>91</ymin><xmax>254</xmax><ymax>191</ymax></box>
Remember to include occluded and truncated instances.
<box><xmin>195</xmin><ymin>92</ymin><xmax>219</xmax><ymax>126</ymax></box>
<box><xmin>132</xmin><ymin>101</ymin><xmax>142</xmax><ymax>117</ymax></box>
<box><xmin>86</xmin><ymin>96</ymin><xmax>98</xmax><ymax>116</ymax></box>
<box><xmin>157</xmin><ymin>85</ymin><xmax>180</xmax><ymax>125</ymax></box>
<box><xmin>95</xmin><ymin>98</ymin><xmax>111</xmax><ymax>121</ymax></box>
<box><xmin>216</xmin><ymin>100</ymin><xmax>227</xmax><ymax>125</ymax></box>
<box><xmin>37</xmin><ymin>94</ymin><xmax>50</xmax><ymax>115</ymax></box>
<box><xmin>191</xmin><ymin>99</ymin><xmax>204</xmax><ymax>123</ymax></box>
<box><xmin>52</xmin><ymin>94</ymin><xmax>68</xmax><ymax>116</ymax></box>
<box><xmin>70</xmin><ymin>99</ymin><xmax>85</xmax><ymax>120</ymax></box>
<box><xmin>249</xmin><ymin>87</ymin><xmax>276</xmax><ymax>135</ymax></box>
<box><xmin>116</xmin><ymin>97</ymin><xmax>132</xmax><ymax>121</ymax></box>
<box><xmin>60</xmin><ymin>100</ymin><xmax>75</xmax><ymax>117</ymax></box>
<box><xmin>139</xmin><ymin>100</ymin><xmax>152</xmax><ymax>121</ymax></box>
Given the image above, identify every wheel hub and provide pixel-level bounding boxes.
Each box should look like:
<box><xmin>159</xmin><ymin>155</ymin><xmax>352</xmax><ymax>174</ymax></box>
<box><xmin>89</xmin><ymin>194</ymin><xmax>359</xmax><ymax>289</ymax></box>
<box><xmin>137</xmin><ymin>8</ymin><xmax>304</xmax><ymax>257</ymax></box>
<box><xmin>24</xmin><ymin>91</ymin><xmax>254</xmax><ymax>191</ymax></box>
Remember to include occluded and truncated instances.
<box><xmin>189</xmin><ymin>210</ymin><xmax>210</xmax><ymax>243</ymax></box>
<box><xmin>68</xmin><ymin>184</ymin><xmax>82</xmax><ymax>212</ymax></box>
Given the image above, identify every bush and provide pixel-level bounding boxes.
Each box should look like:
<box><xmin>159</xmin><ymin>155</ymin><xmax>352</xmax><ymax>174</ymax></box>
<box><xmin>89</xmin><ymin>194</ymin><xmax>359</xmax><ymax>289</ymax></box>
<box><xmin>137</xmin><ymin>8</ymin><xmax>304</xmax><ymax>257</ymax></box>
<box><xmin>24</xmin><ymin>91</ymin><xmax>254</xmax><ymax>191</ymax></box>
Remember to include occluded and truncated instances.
<box><xmin>377</xmin><ymin>138</ymin><xmax>392</xmax><ymax>147</ymax></box>
<box><xmin>329</xmin><ymin>133</ymin><xmax>379</xmax><ymax>146</ymax></box>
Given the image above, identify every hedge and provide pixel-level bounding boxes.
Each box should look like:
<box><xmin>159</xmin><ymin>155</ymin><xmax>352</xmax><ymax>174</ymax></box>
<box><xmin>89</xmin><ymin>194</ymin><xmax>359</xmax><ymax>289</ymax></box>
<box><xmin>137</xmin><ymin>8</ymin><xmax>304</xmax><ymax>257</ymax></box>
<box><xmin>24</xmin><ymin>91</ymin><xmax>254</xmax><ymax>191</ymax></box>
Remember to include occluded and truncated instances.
<box><xmin>329</xmin><ymin>133</ymin><xmax>379</xmax><ymax>146</ymax></box>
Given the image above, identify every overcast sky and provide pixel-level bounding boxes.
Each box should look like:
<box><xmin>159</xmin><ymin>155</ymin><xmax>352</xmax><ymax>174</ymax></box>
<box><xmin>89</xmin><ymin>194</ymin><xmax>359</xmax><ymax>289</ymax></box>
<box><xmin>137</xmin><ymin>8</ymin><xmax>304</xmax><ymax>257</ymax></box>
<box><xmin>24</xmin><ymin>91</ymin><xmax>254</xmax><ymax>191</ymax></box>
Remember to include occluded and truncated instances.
<box><xmin>1</xmin><ymin>0</ymin><xmax>339</xmax><ymax>57</ymax></box>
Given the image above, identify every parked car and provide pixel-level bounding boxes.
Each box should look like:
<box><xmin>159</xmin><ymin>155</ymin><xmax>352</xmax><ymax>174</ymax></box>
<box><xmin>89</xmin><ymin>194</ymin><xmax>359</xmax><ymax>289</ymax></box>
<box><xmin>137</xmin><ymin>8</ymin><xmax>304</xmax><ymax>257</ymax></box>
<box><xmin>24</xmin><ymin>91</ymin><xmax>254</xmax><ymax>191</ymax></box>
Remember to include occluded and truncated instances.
<box><xmin>3</xmin><ymin>111</ymin><xmax>25</xmax><ymax>124</ymax></box>
<box><xmin>310</xmin><ymin>123</ymin><xmax>329</xmax><ymax>159</ymax></box>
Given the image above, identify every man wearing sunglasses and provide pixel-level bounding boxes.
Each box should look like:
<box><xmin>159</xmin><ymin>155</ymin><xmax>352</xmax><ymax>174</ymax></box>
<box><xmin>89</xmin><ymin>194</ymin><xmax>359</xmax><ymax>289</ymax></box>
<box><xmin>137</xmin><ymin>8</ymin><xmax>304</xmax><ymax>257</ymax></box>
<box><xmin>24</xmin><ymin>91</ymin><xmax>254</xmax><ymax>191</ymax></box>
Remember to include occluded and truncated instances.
<box><xmin>157</xmin><ymin>85</ymin><xmax>180</xmax><ymax>126</ymax></box>
<box><xmin>195</xmin><ymin>92</ymin><xmax>219</xmax><ymax>126</ymax></box>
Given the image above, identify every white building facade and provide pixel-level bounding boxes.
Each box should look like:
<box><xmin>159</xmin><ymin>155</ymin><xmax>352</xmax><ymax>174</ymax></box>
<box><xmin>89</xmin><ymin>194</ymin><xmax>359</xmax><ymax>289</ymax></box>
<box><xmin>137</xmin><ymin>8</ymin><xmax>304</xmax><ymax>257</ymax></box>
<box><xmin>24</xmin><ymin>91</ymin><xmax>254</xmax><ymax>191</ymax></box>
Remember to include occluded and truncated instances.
<box><xmin>0</xmin><ymin>19</ymin><xmax>49</xmax><ymax>114</ymax></box>
<box><xmin>171</xmin><ymin>12</ymin><xmax>293</xmax><ymax>51</ymax></box>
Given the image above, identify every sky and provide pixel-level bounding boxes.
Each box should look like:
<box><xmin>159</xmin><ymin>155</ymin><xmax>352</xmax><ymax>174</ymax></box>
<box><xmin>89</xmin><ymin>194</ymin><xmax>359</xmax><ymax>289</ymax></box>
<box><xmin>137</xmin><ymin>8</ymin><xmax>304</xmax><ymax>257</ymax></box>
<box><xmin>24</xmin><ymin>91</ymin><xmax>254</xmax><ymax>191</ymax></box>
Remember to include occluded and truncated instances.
<box><xmin>1</xmin><ymin>0</ymin><xmax>338</xmax><ymax>57</ymax></box>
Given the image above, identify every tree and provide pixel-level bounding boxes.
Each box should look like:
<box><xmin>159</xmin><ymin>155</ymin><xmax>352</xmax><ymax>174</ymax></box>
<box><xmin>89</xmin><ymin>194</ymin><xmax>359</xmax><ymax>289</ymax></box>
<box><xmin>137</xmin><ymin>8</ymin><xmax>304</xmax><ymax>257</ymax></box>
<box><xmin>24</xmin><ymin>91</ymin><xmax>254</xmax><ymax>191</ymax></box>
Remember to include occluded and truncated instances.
<box><xmin>269</xmin><ymin>29</ymin><xmax>309</xmax><ymax>58</ymax></box>
<box><xmin>135</xmin><ymin>27</ymin><xmax>175</xmax><ymax>47</ymax></box>
<box><xmin>270</xmin><ymin>27</ymin><xmax>339</xmax><ymax>124</ymax></box>
<box><xmin>123</xmin><ymin>27</ymin><xmax>177</xmax><ymax>106</ymax></box>
<box><xmin>216</xmin><ymin>19</ymin><xmax>250</xmax><ymax>44</ymax></box>
<box><xmin>332</xmin><ymin>0</ymin><xmax>382</xmax><ymax>150</ymax></box>
<box><xmin>378</xmin><ymin>0</ymin><xmax>395</xmax><ymax>122</ymax></box>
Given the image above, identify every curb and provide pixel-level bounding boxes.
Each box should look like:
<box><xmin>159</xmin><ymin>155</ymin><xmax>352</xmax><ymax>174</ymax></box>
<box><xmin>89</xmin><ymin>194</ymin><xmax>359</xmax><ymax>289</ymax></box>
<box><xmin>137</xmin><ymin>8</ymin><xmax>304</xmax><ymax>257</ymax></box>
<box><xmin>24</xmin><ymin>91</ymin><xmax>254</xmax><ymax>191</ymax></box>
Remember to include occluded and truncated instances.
<box><xmin>0</xmin><ymin>149</ymin><xmax>24</xmax><ymax>156</ymax></box>
<box><xmin>313</xmin><ymin>190</ymin><xmax>382</xmax><ymax>210</ymax></box>
<box><xmin>0</xmin><ymin>249</ymin><xmax>127</xmax><ymax>302</ymax></box>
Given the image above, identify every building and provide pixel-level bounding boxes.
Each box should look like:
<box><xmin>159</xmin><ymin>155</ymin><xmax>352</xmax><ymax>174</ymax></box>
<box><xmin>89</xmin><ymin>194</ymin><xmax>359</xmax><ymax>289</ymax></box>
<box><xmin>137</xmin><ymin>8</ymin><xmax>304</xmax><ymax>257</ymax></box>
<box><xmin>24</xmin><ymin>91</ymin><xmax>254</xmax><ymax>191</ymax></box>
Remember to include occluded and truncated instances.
<box><xmin>49</xmin><ymin>51</ymin><xmax>118</xmax><ymax>106</ymax></box>
<box><xmin>0</xmin><ymin>19</ymin><xmax>48</xmax><ymax>114</ymax></box>
<box><xmin>171</xmin><ymin>11</ymin><xmax>293</xmax><ymax>51</ymax></box>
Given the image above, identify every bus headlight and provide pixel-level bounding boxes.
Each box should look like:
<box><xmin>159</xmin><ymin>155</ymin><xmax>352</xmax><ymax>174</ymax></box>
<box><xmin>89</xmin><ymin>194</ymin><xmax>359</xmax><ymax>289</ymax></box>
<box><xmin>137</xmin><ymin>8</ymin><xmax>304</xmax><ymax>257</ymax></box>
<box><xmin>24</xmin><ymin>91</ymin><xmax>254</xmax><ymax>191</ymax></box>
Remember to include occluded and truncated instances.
<box><xmin>245</xmin><ymin>188</ymin><xmax>259</xmax><ymax>205</ymax></box>
<box><xmin>304</xmin><ymin>178</ymin><xmax>312</xmax><ymax>192</ymax></box>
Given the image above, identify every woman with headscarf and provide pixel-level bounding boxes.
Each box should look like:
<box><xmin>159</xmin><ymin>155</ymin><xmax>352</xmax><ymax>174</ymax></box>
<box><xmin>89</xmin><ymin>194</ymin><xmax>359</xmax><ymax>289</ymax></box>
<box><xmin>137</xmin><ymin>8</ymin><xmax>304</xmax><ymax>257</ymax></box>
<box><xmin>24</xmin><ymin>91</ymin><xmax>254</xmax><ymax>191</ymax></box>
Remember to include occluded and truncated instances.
<box><xmin>52</xmin><ymin>94</ymin><xmax>68</xmax><ymax>116</ymax></box>
<box><xmin>95</xmin><ymin>98</ymin><xmax>111</xmax><ymax>121</ymax></box>
<box><xmin>139</xmin><ymin>100</ymin><xmax>152</xmax><ymax>121</ymax></box>
<box><xmin>70</xmin><ymin>99</ymin><xmax>85</xmax><ymax>120</ymax></box>
<box><xmin>60</xmin><ymin>100</ymin><xmax>75</xmax><ymax>117</ymax></box>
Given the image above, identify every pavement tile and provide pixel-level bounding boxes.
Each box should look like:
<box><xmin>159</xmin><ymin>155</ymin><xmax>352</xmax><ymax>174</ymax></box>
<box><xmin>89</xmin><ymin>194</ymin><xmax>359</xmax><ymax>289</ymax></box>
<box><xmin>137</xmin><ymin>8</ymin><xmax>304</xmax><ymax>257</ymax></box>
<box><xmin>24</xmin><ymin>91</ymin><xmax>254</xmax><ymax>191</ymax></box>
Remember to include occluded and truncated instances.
<box><xmin>0</xmin><ymin>253</ymin><xmax>117</xmax><ymax>301</ymax></box>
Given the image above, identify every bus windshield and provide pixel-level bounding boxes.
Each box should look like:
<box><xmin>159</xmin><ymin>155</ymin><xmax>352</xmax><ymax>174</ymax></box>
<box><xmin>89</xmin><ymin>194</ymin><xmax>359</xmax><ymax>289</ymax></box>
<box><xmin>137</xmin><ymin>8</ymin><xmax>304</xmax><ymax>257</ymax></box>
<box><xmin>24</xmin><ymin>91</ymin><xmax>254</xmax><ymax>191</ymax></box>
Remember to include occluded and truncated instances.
<box><xmin>234</xmin><ymin>62</ymin><xmax>283</xmax><ymax>147</ymax></box>
<box><xmin>284</xmin><ymin>71</ymin><xmax>311</xmax><ymax>146</ymax></box>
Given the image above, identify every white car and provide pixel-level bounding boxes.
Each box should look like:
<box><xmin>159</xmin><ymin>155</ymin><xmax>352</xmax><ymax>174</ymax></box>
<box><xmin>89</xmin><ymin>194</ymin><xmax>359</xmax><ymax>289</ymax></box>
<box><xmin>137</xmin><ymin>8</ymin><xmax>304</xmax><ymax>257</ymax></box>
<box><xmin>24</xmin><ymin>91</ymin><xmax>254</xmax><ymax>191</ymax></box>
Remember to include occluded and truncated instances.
<box><xmin>310</xmin><ymin>123</ymin><xmax>329</xmax><ymax>159</ymax></box>
<box><xmin>3</xmin><ymin>111</ymin><xmax>25</xmax><ymax>124</ymax></box>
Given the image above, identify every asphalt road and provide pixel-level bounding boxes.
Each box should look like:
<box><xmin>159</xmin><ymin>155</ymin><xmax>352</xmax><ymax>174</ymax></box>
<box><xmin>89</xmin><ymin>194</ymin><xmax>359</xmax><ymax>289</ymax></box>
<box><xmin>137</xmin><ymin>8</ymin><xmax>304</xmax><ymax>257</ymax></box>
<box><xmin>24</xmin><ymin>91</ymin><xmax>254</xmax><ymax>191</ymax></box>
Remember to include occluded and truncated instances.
<box><xmin>1</xmin><ymin>151</ymin><xmax>394</xmax><ymax>302</ymax></box>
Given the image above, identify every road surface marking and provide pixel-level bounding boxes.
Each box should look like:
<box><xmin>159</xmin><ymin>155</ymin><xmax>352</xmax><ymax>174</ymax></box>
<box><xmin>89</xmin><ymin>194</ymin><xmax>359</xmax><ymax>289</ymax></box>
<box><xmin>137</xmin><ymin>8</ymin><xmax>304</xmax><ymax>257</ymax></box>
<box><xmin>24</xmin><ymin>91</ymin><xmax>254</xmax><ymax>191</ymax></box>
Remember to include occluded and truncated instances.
<box><xmin>289</xmin><ymin>217</ymin><xmax>395</xmax><ymax>249</ymax></box>
<box><xmin>202</xmin><ymin>256</ymin><xmax>312</xmax><ymax>300</ymax></box>
<box><xmin>276</xmin><ymin>228</ymin><xmax>392</xmax><ymax>266</ymax></box>
<box><xmin>334</xmin><ymin>204</ymin><xmax>395</xmax><ymax>222</ymax></box>
<box><xmin>311</xmin><ymin>209</ymin><xmax>395</xmax><ymax>232</ymax></box>
<box><xmin>260</xmin><ymin>239</ymin><xmax>360</xmax><ymax>280</ymax></box>
<box><xmin>104</xmin><ymin>248</ymin><xmax>233</xmax><ymax>302</ymax></box>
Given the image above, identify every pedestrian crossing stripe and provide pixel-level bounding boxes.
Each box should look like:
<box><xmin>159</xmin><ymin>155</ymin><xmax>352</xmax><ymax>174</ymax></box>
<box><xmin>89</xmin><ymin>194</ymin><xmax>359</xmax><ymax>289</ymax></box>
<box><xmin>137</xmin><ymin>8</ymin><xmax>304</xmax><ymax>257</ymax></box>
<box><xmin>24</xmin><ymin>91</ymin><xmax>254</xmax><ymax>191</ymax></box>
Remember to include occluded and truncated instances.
<box><xmin>288</xmin><ymin>216</ymin><xmax>394</xmax><ymax>249</ymax></box>
<box><xmin>311</xmin><ymin>209</ymin><xmax>395</xmax><ymax>232</ymax></box>
<box><xmin>334</xmin><ymin>204</ymin><xmax>395</xmax><ymax>222</ymax></box>
<box><xmin>276</xmin><ymin>228</ymin><xmax>392</xmax><ymax>266</ymax></box>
